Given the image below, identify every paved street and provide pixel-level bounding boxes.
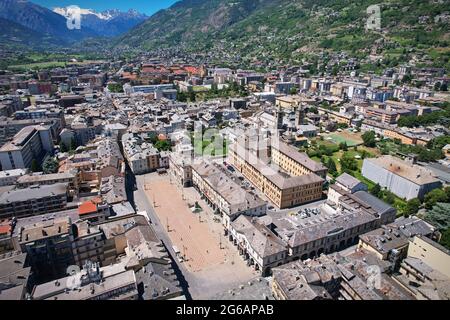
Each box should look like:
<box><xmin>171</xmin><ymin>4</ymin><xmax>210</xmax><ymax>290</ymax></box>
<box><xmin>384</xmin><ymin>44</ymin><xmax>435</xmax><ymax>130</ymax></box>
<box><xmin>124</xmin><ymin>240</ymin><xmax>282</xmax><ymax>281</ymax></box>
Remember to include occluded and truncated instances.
<box><xmin>132</xmin><ymin>173</ymin><xmax>258</xmax><ymax>299</ymax></box>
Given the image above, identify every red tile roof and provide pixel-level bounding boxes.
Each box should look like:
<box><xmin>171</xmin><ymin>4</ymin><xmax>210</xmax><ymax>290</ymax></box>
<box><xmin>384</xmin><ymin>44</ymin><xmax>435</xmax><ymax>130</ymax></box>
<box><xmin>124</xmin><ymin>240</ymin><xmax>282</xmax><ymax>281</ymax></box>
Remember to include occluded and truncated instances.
<box><xmin>0</xmin><ymin>225</ymin><xmax>11</xmax><ymax>235</ymax></box>
<box><xmin>78</xmin><ymin>200</ymin><xmax>97</xmax><ymax>216</ymax></box>
<box><xmin>184</xmin><ymin>66</ymin><xmax>199</xmax><ymax>75</ymax></box>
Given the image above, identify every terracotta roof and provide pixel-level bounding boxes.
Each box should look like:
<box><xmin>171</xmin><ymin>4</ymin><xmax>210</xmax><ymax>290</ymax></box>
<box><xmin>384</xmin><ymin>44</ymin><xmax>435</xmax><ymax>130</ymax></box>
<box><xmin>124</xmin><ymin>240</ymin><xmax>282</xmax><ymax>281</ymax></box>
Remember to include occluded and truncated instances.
<box><xmin>78</xmin><ymin>200</ymin><xmax>97</xmax><ymax>215</ymax></box>
<box><xmin>184</xmin><ymin>66</ymin><xmax>199</xmax><ymax>74</ymax></box>
<box><xmin>0</xmin><ymin>225</ymin><xmax>11</xmax><ymax>235</ymax></box>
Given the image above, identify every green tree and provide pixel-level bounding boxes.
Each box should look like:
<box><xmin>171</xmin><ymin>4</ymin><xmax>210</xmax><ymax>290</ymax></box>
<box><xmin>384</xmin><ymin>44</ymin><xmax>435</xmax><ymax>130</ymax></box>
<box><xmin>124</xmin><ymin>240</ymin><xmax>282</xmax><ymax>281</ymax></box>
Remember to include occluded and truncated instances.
<box><xmin>327</xmin><ymin>157</ymin><xmax>338</xmax><ymax>176</ymax></box>
<box><xmin>59</xmin><ymin>142</ymin><xmax>68</xmax><ymax>153</ymax></box>
<box><xmin>401</xmin><ymin>74</ymin><xmax>412</xmax><ymax>83</ymax></box>
<box><xmin>424</xmin><ymin>189</ymin><xmax>448</xmax><ymax>209</ymax></box>
<box><xmin>383</xmin><ymin>191</ymin><xmax>396</xmax><ymax>205</ymax></box>
<box><xmin>439</xmin><ymin>227</ymin><xmax>450</xmax><ymax>250</ymax></box>
<box><xmin>340</xmin><ymin>153</ymin><xmax>358</xmax><ymax>173</ymax></box>
<box><xmin>339</xmin><ymin>142</ymin><xmax>348</xmax><ymax>151</ymax></box>
<box><xmin>188</xmin><ymin>91</ymin><xmax>196</xmax><ymax>102</ymax></box>
<box><xmin>362</xmin><ymin>131</ymin><xmax>376</xmax><ymax>147</ymax></box>
<box><xmin>108</xmin><ymin>83</ymin><xmax>123</xmax><ymax>93</ymax></box>
<box><xmin>211</xmin><ymin>83</ymin><xmax>219</xmax><ymax>94</ymax></box>
<box><xmin>70</xmin><ymin>138</ymin><xmax>77</xmax><ymax>151</ymax></box>
<box><xmin>370</xmin><ymin>183</ymin><xmax>381</xmax><ymax>197</ymax></box>
<box><xmin>361</xmin><ymin>150</ymin><xmax>368</xmax><ymax>159</ymax></box>
<box><xmin>403</xmin><ymin>198</ymin><xmax>421</xmax><ymax>217</ymax></box>
<box><xmin>424</xmin><ymin>202</ymin><xmax>450</xmax><ymax>230</ymax></box>
<box><xmin>31</xmin><ymin>159</ymin><xmax>40</xmax><ymax>172</ymax></box>
<box><xmin>42</xmin><ymin>157</ymin><xmax>59</xmax><ymax>174</ymax></box>
<box><xmin>177</xmin><ymin>91</ymin><xmax>187</xmax><ymax>102</ymax></box>
<box><xmin>154</xmin><ymin>140</ymin><xmax>171</xmax><ymax>152</ymax></box>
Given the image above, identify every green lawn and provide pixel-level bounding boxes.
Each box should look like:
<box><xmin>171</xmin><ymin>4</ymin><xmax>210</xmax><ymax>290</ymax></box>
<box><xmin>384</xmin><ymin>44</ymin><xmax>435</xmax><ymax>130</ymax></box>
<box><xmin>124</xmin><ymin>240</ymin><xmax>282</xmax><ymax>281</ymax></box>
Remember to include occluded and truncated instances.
<box><xmin>326</xmin><ymin>133</ymin><xmax>361</xmax><ymax>147</ymax></box>
<box><xmin>8</xmin><ymin>59</ymin><xmax>107</xmax><ymax>71</ymax></box>
<box><xmin>8</xmin><ymin>61</ymin><xmax>66</xmax><ymax>71</ymax></box>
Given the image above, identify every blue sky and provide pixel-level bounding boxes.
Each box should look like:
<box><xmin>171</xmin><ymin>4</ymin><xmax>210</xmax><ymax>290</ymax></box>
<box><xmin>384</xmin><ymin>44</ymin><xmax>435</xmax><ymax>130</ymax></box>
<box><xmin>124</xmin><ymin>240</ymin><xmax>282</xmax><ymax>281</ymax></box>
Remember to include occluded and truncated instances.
<box><xmin>31</xmin><ymin>0</ymin><xmax>179</xmax><ymax>15</ymax></box>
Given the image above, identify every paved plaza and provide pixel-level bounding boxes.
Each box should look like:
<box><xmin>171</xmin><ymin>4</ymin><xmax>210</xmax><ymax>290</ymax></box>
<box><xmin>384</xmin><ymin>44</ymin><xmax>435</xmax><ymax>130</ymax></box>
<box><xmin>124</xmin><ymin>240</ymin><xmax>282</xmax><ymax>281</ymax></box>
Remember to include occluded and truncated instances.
<box><xmin>144</xmin><ymin>176</ymin><xmax>225</xmax><ymax>272</ymax></box>
<box><xmin>138</xmin><ymin>172</ymin><xmax>257</xmax><ymax>298</ymax></box>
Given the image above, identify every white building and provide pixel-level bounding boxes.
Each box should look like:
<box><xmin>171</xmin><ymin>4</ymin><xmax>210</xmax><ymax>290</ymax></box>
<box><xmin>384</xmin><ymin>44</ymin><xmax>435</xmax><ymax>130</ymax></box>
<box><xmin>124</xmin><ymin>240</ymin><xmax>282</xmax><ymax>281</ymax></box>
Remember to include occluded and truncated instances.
<box><xmin>0</xmin><ymin>125</ymin><xmax>54</xmax><ymax>170</ymax></box>
<box><xmin>0</xmin><ymin>169</ymin><xmax>27</xmax><ymax>186</ymax></box>
<box><xmin>362</xmin><ymin>155</ymin><xmax>442</xmax><ymax>200</ymax></box>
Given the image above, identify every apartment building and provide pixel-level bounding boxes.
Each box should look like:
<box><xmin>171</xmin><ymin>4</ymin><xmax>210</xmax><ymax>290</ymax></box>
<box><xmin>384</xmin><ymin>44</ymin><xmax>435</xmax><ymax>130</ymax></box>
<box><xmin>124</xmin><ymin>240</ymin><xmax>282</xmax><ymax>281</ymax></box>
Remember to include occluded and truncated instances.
<box><xmin>0</xmin><ymin>125</ymin><xmax>54</xmax><ymax>170</ymax></box>
<box><xmin>0</xmin><ymin>251</ymin><xmax>31</xmax><ymax>300</ymax></box>
<box><xmin>0</xmin><ymin>168</ymin><xmax>27</xmax><ymax>186</ymax></box>
<box><xmin>31</xmin><ymin>261</ymin><xmax>139</xmax><ymax>300</ymax></box>
<box><xmin>122</xmin><ymin>133</ymin><xmax>166</xmax><ymax>175</ymax></box>
<box><xmin>0</xmin><ymin>183</ymin><xmax>68</xmax><ymax>219</ymax></box>
<box><xmin>320</xmin><ymin>109</ymin><xmax>354</xmax><ymax>126</ymax></box>
<box><xmin>16</xmin><ymin>171</ymin><xmax>79</xmax><ymax>195</ymax></box>
<box><xmin>225</xmin><ymin>186</ymin><xmax>396</xmax><ymax>277</ymax></box>
<box><xmin>12</xmin><ymin>213</ymin><xmax>76</xmax><ymax>281</ymax></box>
<box><xmin>365</xmin><ymin>107</ymin><xmax>400</xmax><ymax>124</ymax></box>
<box><xmin>192</xmin><ymin>162</ymin><xmax>267</xmax><ymax>230</ymax></box>
<box><xmin>168</xmin><ymin>152</ymin><xmax>193</xmax><ymax>187</ymax></box>
<box><xmin>0</xmin><ymin>118</ymin><xmax>61</xmax><ymax>147</ymax></box>
<box><xmin>358</xmin><ymin>216</ymin><xmax>436</xmax><ymax>261</ymax></box>
<box><xmin>392</xmin><ymin>236</ymin><xmax>450</xmax><ymax>300</ymax></box>
<box><xmin>383</xmin><ymin>128</ymin><xmax>417</xmax><ymax>145</ymax></box>
<box><xmin>229</xmin><ymin>215</ymin><xmax>287</xmax><ymax>276</ymax></box>
<box><xmin>271</xmin><ymin>249</ymin><xmax>412</xmax><ymax>300</ymax></box>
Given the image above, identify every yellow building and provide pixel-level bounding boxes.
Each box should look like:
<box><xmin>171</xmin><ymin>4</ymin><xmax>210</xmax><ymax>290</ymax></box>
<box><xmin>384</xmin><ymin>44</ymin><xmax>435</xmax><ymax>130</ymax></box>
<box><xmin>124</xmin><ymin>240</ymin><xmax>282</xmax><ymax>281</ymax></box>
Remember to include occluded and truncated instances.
<box><xmin>275</xmin><ymin>95</ymin><xmax>316</xmax><ymax>109</ymax></box>
<box><xmin>229</xmin><ymin>140</ymin><xmax>324</xmax><ymax>209</ymax></box>
<box><xmin>407</xmin><ymin>235</ymin><xmax>450</xmax><ymax>279</ymax></box>
<box><xmin>383</xmin><ymin>128</ymin><xmax>417</xmax><ymax>145</ymax></box>
<box><xmin>271</xmin><ymin>141</ymin><xmax>328</xmax><ymax>179</ymax></box>
<box><xmin>392</xmin><ymin>235</ymin><xmax>450</xmax><ymax>300</ymax></box>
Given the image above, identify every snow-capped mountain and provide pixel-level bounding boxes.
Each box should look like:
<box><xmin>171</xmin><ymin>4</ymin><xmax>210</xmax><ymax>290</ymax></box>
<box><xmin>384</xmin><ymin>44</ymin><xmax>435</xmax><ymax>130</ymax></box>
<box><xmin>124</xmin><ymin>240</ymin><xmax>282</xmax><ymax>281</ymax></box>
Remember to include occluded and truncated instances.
<box><xmin>53</xmin><ymin>7</ymin><xmax>148</xmax><ymax>36</ymax></box>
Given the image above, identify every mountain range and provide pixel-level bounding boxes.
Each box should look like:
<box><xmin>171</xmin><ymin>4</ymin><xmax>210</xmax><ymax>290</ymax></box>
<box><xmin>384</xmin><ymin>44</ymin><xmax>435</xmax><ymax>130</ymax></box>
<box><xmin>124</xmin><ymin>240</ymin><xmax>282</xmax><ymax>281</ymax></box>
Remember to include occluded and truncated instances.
<box><xmin>0</xmin><ymin>0</ymin><xmax>449</xmax><ymax>71</ymax></box>
<box><xmin>53</xmin><ymin>7</ymin><xmax>147</xmax><ymax>37</ymax></box>
<box><xmin>115</xmin><ymin>0</ymin><xmax>450</xmax><ymax>70</ymax></box>
<box><xmin>0</xmin><ymin>0</ymin><xmax>147</xmax><ymax>49</ymax></box>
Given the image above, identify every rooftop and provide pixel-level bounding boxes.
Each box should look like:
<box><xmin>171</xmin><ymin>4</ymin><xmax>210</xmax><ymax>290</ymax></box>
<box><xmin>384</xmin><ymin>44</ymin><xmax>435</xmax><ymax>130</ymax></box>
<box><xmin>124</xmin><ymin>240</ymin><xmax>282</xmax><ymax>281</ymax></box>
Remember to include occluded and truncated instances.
<box><xmin>231</xmin><ymin>215</ymin><xmax>287</xmax><ymax>258</ymax></box>
<box><xmin>0</xmin><ymin>183</ymin><xmax>68</xmax><ymax>204</ymax></box>
<box><xmin>364</xmin><ymin>155</ymin><xmax>441</xmax><ymax>185</ymax></box>
<box><xmin>335</xmin><ymin>173</ymin><xmax>365</xmax><ymax>190</ymax></box>
<box><xmin>192</xmin><ymin>162</ymin><xmax>266</xmax><ymax>215</ymax></box>
<box><xmin>273</xmin><ymin>140</ymin><xmax>327</xmax><ymax>172</ymax></box>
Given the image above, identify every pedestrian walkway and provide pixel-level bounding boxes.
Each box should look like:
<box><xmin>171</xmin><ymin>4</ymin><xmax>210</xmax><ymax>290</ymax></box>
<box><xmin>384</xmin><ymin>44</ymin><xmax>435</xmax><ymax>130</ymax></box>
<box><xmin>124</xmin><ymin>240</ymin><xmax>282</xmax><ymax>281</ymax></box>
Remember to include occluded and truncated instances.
<box><xmin>144</xmin><ymin>178</ymin><xmax>225</xmax><ymax>272</ymax></box>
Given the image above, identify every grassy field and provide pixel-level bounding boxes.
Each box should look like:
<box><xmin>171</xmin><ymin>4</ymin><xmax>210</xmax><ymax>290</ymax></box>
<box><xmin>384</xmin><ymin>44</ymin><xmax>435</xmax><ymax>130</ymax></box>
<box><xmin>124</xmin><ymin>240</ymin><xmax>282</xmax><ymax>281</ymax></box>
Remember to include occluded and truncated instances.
<box><xmin>322</xmin><ymin>130</ymin><xmax>364</xmax><ymax>147</ymax></box>
<box><xmin>8</xmin><ymin>59</ymin><xmax>107</xmax><ymax>71</ymax></box>
<box><xmin>8</xmin><ymin>61</ymin><xmax>66</xmax><ymax>71</ymax></box>
<box><xmin>325</xmin><ymin>133</ymin><xmax>361</xmax><ymax>147</ymax></box>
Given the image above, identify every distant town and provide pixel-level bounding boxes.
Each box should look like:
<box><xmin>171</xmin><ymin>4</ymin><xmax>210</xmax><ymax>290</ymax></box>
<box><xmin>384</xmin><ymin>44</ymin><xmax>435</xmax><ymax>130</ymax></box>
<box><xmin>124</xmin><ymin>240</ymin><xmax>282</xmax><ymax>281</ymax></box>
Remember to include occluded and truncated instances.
<box><xmin>0</xmin><ymin>51</ymin><xmax>448</xmax><ymax>301</ymax></box>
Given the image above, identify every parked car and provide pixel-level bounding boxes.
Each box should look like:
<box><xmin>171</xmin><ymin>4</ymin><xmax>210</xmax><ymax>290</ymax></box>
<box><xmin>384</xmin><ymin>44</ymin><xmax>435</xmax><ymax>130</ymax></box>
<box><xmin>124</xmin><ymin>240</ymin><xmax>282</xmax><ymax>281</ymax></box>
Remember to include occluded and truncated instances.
<box><xmin>227</xmin><ymin>165</ymin><xmax>235</xmax><ymax>172</ymax></box>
